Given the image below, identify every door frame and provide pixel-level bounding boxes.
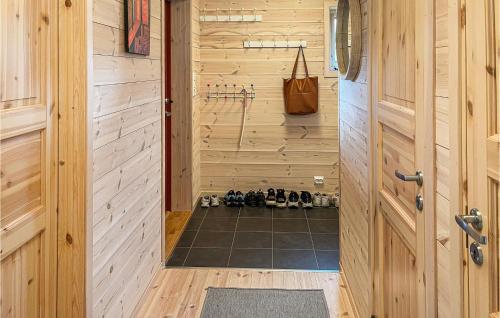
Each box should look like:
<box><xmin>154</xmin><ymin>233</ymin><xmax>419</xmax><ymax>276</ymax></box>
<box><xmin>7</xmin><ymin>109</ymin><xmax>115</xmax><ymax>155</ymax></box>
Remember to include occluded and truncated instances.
<box><xmin>370</xmin><ymin>0</ymin><xmax>437</xmax><ymax>316</ymax></box>
<box><xmin>164</xmin><ymin>0</ymin><xmax>172</xmax><ymax>213</ymax></box>
<box><xmin>448</xmin><ymin>0</ymin><xmax>467</xmax><ymax>317</ymax></box>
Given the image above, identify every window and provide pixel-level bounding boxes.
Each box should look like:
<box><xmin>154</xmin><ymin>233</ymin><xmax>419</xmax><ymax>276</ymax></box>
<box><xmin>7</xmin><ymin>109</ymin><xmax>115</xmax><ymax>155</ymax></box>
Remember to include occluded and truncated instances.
<box><xmin>324</xmin><ymin>1</ymin><xmax>338</xmax><ymax>77</ymax></box>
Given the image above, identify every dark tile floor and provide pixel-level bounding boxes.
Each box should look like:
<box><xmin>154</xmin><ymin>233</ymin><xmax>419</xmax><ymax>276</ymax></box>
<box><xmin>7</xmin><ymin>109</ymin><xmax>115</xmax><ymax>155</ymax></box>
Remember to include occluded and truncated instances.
<box><xmin>166</xmin><ymin>204</ymin><xmax>340</xmax><ymax>271</ymax></box>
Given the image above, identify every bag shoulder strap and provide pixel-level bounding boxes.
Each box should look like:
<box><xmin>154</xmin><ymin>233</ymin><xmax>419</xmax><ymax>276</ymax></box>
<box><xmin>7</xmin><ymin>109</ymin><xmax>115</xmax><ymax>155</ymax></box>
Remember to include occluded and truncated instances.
<box><xmin>291</xmin><ymin>46</ymin><xmax>310</xmax><ymax>78</ymax></box>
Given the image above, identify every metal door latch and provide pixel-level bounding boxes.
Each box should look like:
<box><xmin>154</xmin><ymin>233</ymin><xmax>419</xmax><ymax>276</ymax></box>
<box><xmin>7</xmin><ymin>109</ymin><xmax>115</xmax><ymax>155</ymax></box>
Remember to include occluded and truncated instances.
<box><xmin>455</xmin><ymin>208</ymin><xmax>487</xmax><ymax>245</ymax></box>
<box><xmin>395</xmin><ymin>170</ymin><xmax>423</xmax><ymax>186</ymax></box>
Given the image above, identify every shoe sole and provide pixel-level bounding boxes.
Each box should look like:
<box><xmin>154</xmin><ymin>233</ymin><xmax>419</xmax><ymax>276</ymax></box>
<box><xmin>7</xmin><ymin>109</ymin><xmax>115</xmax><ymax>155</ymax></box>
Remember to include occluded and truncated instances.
<box><xmin>276</xmin><ymin>202</ymin><xmax>287</xmax><ymax>208</ymax></box>
<box><xmin>288</xmin><ymin>202</ymin><xmax>299</xmax><ymax>208</ymax></box>
<box><xmin>266</xmin><ymin>200</ymin><xmax>277</xmax><ymax>206</ymax></box>
<box><xmin>302</xmin><ymin>203</ymin><xmax>313</xmax><ymax>209</ymax></box>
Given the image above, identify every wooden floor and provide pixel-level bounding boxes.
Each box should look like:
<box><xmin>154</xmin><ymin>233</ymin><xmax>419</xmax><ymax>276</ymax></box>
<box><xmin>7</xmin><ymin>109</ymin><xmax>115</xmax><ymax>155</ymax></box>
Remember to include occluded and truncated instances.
<box><xmin>134</xmin><ymin>268</ymin><xmax>355</xmax><ymax>317</ymax></box>
<box><xmin>165</xmin><ymin>211</ymin><xmax>192</xmax><ymax>258</ymax></box>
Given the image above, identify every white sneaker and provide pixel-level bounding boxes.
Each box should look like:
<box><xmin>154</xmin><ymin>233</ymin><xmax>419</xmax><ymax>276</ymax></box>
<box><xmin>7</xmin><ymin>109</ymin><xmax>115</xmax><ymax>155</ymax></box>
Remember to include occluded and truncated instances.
<box><xmin>321</xmin><ymin>194</ymin><xmax>331</xmax><ymax>207</ymax></box>
<box><xmin>332</xmin><ymin>193</ymin><xmax>340</xmax><ymax>208</ymax></box>
<box><xmin>201</xmin><ymin>195</ymin><xmax>210</xmax><ymax>208</ymax></box>
<box><xmin>210</xmin><ymin>194</ymin><xmax>220</xmax><ymax>207</ymax></box>
<box><xmin>313</xmin><ymin>192</ymin><xmax>322</xmax><ymax>207</ymax></box>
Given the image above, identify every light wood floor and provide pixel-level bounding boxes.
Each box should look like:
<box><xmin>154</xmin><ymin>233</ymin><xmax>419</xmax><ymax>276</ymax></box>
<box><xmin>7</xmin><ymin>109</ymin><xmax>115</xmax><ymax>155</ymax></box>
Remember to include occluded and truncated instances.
<box><xmin>165</xmin><ymin>211</ymin><xmax>191</xmax><ymax>258</ymax></box>
<box><xmin>134</xmin><ymin>268</ymin><xmax>355</xmax><ymax>317</ymax></box>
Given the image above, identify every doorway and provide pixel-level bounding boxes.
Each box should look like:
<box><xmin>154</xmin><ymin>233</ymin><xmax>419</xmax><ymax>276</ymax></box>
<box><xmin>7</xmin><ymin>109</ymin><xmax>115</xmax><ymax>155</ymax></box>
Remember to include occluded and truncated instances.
<box><xmin>162</xmin><ymin>0</ymin><xmax>342</xmax><ymax>272</ymax></box>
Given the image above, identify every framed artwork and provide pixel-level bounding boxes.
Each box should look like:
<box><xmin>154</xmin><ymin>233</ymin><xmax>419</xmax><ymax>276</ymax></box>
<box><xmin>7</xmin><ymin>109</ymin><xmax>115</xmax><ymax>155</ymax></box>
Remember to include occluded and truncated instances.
<box><xmin>126</xmin><ymin>0</ymin><xmax>150</xmax><ymax>55</ymax></box>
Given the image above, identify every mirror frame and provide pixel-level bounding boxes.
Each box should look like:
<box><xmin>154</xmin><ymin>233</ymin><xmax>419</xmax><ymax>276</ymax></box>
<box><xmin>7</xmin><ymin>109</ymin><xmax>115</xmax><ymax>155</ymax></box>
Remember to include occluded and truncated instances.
<box><xmin>336</xmin><ymin>0</ymin><xmax>362</xmax><ymax>81</ymax></box>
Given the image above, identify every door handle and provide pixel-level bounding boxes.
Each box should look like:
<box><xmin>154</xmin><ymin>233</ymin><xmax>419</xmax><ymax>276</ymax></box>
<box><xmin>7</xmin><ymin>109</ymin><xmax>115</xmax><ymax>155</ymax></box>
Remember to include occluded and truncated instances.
<box><xmin>395</xmin><ymin>170</ymin><xmax>423</xmax><ymax>186</ymax></box>
<box><xmin>455</xmin><ymin>208</ymin><xmax>487</xmax><ymax>245</ymax></box>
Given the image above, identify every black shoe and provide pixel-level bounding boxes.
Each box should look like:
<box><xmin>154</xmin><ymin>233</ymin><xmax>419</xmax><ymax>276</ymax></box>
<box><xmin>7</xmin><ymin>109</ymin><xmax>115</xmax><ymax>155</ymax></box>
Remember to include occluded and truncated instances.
<box><xmin>255</xmin><ymin>189</ymin><xmax>266</xmax><ymax>207</ymax></box>
<box><xmin>288</xmin><ymin>191</ymin><xmax>300</xmax><ymax>208</ymax></box>
<box><xmin>244</xmin><ymin>190</ymin><xmax>257</xmax><ymax>207</ymax></box>
<box><xmin>300</xmin><ymin>191</ymin><xmax>313</xmax><ymax>209</ymax></box>
<box><xmin>225</xmin><ymin>190</ymin><xmax>236</xmax><ymax>207</ymax></box>
<box><xmin>266</xmin><ymin>188</ymin><xmax>276</xmax><ymax>207</ymax></box>
<box><xmin>235</xmin><ymin>191</ymin><xmax>245</xmax><ymax>207</ymax></box>
<box><xmin>276</xmin><ymin>189</ymin><xmax>287</xmax><ymax>208</ymax></box>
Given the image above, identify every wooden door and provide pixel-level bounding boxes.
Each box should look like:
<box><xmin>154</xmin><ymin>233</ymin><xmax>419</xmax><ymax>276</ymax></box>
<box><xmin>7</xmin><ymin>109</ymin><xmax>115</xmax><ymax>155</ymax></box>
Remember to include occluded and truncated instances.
<box><xmin>463</xmin><ymin>0</ymin><xmax>500</xmax><ymax>317</ymax></box>
<box><xmin>373</xmin><ymin>0</ymin><xmax>435</xmax><ymax>316</ymax></box>
<box><xmin>0</xmin><ymin>0</ymin><xmax>57</xmax><ymax>316</ymax></box>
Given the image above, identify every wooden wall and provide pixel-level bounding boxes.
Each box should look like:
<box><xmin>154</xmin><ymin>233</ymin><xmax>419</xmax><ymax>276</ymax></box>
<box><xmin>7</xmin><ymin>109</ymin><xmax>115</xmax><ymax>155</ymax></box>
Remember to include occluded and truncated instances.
<box><xmin>338</xmin><ymin>0</ymin><xmax>370</xmax><ymax>317</ymax></box>
<box><xmin>198</xmin><ymin>0</ymin><xmax>339</xmax><ymax>195</ymax></box>
<box><xmin>91</xmin><ymin>0</ymin><xmax>162</xmax><ymax>316</ymax></box>
<box><xmin>192</xmin><ymin>0</ymin><xmax>202</xmax><ymax>206</ymax></box>
<box><xmin>435</xmin><ymin>0</ymin><xmax>461</xmax><ymax>316</ymax></box>
<box><xmin>170</xmin><ymin>0</ymin><xmax>200</xmax><ymax>211</ymax></box>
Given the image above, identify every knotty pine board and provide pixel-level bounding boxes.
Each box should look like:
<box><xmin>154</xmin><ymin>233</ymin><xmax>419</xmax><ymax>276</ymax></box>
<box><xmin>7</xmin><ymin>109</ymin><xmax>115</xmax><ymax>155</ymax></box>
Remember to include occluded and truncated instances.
<box><xmin>434</xmin><ymin>0</ymin><xmax>453</xmax><ymax>316</ymax></box>
<box><xmin>199</xmin><ymin>0</ymin><xmax>339</xmax><ymax>195</ymax></box>
<box><xmin>338</xmin><ymin>0</ymin><xmax>371</xmax><ymax>316</ymax></box>
<box><xmin>91</xmin><ymin>0</ymin><xmax>162</xmax><ymax>316</ymax></box>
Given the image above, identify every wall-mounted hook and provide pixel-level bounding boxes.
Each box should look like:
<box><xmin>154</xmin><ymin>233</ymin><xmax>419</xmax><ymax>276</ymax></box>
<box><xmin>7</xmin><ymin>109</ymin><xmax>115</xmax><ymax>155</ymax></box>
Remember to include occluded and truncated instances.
<box><xmin>228</xmin><ymin>8</ymin><xmax>232</xmax><ymax>21</ymax></box>
<box><xmin>241</xmin><ymin>7</ymin><xmax>244</xmax><ymax>21</ymax></box>
<box><xmin>207</xmin><ymin>84</ymin><xmax>211</xmax><ymax>100</ymax></box>
<box><xmin>224</xmin><ymin>84</ymin><xmax>228</xmax><ymax>99</ymax></box>
<box><xmin>254</xmin><ymin>8</ymin><xmax>257</xmax><ymax>21</ymax></box>
<box><xmin>233</xmin><ymin>84</ymin><xmax>237</xmax><ymax>100</ymax></box>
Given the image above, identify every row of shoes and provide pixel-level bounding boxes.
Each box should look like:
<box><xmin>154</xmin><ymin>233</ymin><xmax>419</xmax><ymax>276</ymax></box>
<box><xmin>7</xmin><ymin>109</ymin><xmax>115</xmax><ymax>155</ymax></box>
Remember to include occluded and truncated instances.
<box><xmin>265</xmin><ymin>190</ymin><xmax>334</xmax><ymax>208</ymax></box>
<box><xmin>211</xmin><ymin>189</ymin><xmax>337</xmax><ymax>209</ymax></box>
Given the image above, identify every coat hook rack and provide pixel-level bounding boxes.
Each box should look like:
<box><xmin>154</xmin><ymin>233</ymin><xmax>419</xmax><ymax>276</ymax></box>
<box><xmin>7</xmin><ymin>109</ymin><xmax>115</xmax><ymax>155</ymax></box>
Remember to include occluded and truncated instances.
<box><xmin>207</xmin><ymin>83</ymin><xmax>256</xmax><ymax>100</ymax></box>
<box><xmin>243</xmin><ymin>40</ymin><xmax>307</xmax><ymax>48</ymax></box>
<box><xmin>200</xmin><ymin>8</ymin><xmax>263</xmax><ymax>22</ymax></box>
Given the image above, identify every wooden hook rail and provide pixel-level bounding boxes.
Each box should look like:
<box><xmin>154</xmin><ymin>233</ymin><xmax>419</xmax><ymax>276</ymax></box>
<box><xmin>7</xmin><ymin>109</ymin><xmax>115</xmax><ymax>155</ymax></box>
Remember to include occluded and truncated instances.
<box><xmin>206</xmin><ymin>84</ymin><xmax>256</xmax><ymax>100</ymax></box>
<box><xmin>243</xmin><ymin>40</ymin><xmax>307</xmax><ymax>48</ymax></box>
<box><xmin>200</xmin><ymin>8</ymin><xmax>262</xmax><ymax>22</ymax></box>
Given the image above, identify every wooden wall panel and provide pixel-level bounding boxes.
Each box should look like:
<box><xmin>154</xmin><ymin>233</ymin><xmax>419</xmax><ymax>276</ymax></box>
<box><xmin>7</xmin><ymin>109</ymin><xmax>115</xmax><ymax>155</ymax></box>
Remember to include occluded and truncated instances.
<box><xmin>91</xmin><ymin>0</ymin><xmax>162</xmax><ymax>316</ymax></box>
<box><xmin>192</xmin><ymin>0</ymin><xmax>202</xmax><ymax>207</ymax></box>
<box><xmin>435</xmin><ymin>0</ymin><xmax>453</xmax><ymax>316</ymax></box>
<box><xmin>1</xmin><ymin>234</ymin><xmax>44</xmax><ymax>318</ymax></box>
<box><xmin>338</xmin><ymin>0</ymin><xmax>371</xmax><ymax>317</ymax></box>
<box><xmin>382</xmin><ymin>220</ymin><xmax>418</xmax><ymax>318</ymax></box>
<box><xmin>198</xmin><ymin>0</ymin><xmax>339</xmax><ymax>195</ymax></box>
<box><xmin>170</xmin><ymin>0</ymin><xmax>195</xmax><ymax>211</ymax></box>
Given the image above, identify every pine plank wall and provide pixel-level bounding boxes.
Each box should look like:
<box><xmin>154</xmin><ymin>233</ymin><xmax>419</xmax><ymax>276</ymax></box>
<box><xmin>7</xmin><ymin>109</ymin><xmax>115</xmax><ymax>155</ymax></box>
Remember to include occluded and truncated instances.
<box><xmin>338</xmin><ymin>0</ymin><xmax>370</xmax><ymax>317</ymax></box>
<box><xmin>198</xmin><ymin>0</ymin><xmax>340</xmax><ymax>195</ymax></box>
<box><xmin>91</xmin><ymin>0</ymin><xmax>163</xmax><ymax>316</ymax></box>
<box><xmin>435</xmin><ymin>0</ymin><xmax>454</xmax><ymax>316</ymax></box>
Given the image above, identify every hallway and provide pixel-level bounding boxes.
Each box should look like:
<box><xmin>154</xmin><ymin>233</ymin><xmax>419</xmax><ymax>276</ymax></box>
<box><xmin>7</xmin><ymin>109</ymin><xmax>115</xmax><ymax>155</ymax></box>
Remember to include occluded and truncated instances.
<box><xmin>166</xmin><ymin>204</ymin><xmax>340</xmax><ymax>270</ymax></box>
<box><xmin>134</xmin><ymin>268</ymin><xmax>354</xmax><ymax>317</ymax></box>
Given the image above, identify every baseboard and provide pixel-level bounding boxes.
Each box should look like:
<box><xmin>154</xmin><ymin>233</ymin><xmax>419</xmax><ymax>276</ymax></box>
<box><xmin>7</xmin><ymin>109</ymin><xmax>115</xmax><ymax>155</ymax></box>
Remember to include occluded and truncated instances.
<box><xmin>340</xmin><ymin>262</ymin><xmax>361</xmax><ymax>318</ymax></box>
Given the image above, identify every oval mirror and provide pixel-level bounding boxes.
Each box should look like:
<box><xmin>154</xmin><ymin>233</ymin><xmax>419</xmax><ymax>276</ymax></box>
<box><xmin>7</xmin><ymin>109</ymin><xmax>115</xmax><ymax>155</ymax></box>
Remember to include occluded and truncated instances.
<box><xmin>336</xmin><ymin>0</ymin><xmax>362</xmax><ymax>81</ymax></box>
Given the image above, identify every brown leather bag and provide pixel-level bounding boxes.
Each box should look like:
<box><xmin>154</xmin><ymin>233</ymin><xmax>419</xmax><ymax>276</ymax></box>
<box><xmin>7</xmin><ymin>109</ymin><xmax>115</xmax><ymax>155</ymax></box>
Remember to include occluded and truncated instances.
<box><xmin>283</xmin><ymin>47</ymin><xmax>319</xmax><ymax>115</ymax></box>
